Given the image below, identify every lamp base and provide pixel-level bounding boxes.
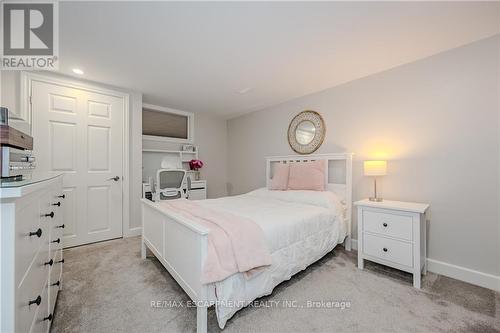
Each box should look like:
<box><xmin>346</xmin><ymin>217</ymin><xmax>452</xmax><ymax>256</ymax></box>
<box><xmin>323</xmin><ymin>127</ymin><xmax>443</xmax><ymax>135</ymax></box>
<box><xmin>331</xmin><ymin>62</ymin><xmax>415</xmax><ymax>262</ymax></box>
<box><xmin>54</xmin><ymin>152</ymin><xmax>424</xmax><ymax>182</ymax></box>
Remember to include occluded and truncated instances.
<box><xmin>369</xmin><ymin>197</ymin><xmax>383</xmax><ymax>202</ymax></box>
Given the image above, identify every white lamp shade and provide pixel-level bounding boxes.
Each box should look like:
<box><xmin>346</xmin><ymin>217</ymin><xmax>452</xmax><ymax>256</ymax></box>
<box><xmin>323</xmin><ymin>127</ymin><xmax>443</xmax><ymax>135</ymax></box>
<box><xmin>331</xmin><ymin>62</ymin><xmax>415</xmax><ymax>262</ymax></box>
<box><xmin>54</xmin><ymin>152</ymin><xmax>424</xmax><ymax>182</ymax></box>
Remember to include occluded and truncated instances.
<box><xmin>364</xmin><ymin>160</ymin><xmax>387</xmax><ymax>176</ymax></box>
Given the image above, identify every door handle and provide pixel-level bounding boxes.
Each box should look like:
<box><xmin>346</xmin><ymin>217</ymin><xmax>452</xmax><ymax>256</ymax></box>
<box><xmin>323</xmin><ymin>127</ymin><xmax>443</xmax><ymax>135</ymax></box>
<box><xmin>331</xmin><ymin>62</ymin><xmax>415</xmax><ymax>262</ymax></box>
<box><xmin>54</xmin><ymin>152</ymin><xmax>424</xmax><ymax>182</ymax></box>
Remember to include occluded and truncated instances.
<box><xmin>107</xmin><ymin>176</ymin><xmax>120</xmax><ymax>182</ymax></box>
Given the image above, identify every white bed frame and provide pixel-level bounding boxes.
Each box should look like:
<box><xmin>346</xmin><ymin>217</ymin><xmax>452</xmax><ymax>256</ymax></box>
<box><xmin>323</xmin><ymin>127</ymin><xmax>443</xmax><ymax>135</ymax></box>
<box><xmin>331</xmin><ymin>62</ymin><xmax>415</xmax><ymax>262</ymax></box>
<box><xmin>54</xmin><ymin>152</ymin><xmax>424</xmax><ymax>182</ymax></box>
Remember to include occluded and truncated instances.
<box><xmin>141</xmin><ymin>153</ymin><xmax>353</xmax><ymax>333</ymax></box>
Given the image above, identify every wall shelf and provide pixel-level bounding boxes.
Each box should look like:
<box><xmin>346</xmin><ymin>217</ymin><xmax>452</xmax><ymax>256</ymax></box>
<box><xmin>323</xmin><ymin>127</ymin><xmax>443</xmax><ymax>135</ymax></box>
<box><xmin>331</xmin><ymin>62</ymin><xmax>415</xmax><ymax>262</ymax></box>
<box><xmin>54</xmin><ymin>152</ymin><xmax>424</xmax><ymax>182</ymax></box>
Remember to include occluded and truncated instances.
<box><xmin>142</xmin><ymin>148</ymin><xmax>199</xmax><ymax>163</ymax></box>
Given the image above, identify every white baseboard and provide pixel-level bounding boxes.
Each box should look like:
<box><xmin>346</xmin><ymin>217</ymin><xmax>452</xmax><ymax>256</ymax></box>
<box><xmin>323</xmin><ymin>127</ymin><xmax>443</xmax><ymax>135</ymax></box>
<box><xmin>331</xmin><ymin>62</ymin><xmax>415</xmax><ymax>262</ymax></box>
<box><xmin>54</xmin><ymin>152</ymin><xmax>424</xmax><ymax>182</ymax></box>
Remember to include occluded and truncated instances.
<box><xmin>348</xmin><ymin>238</ymin><xmax>499</xmax><ymax>291</ymax></box>
<box><xmin>125</xmin><ymin>226</ymin><xmax>142</xmax><ymax>238</ymax></box>
<box><xmin>426</xmin><ymin>258</ymin><xmax>500</xmax><ymax>292</ymax></box>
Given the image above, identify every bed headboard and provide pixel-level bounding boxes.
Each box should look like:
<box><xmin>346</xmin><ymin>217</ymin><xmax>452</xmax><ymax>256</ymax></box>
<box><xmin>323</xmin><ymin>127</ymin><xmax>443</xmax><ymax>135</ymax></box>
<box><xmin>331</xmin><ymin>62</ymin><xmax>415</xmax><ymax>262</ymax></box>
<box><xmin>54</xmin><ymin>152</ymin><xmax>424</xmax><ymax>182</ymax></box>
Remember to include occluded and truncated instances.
<box><xmin>265</xmin><ymin>153</ymin><xmax>354</xmax><ymax>249</ymax></box>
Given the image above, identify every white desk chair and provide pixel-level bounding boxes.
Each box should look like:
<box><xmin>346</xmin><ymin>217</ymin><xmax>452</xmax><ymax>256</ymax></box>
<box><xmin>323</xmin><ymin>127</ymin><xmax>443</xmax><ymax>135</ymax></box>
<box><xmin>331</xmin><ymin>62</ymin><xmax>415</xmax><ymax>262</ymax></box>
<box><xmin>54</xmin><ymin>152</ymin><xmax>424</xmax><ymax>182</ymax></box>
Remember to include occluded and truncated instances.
<box><xmin>155</xmin><ymin>169</ymin><xmax>188</xmax><ymax>201</ymax></box>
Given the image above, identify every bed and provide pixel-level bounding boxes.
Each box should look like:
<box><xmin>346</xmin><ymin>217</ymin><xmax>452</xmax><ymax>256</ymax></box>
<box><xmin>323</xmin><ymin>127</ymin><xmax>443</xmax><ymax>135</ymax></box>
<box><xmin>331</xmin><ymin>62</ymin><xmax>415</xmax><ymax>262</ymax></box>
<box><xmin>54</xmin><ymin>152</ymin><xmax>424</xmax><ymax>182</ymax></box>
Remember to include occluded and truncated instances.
<box><xmin>141</xmin><ymin>153</ymin><xmax>353</xmax><ymax>333</ymax></box>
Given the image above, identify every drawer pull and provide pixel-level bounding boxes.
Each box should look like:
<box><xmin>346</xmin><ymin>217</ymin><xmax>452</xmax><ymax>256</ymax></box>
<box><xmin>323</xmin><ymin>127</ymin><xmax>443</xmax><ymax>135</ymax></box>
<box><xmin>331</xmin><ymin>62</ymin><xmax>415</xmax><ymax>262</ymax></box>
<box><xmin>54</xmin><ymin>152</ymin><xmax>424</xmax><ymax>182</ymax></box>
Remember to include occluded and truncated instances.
<box><xmin>44</xmin><ymin>259</ymin><xmax>54</xmax><ymax>266</ymax></box>
<box><xmin>44</xmin><ymin>212</ymin><xmax>54</xmax><ymax>218</ymax></box>
<box><xmin>51</xmin><ymin>238</ymin><xmax>60</xmax><ymax>244</ymax></box>
<box><xmin>56</xmin><ymin>224</ymin><xmax>65</xmax><ymax>229</ymax></box>
<box><xmin>29</xmin><ymin>228</ymin><xmax>42</xmax><ymax>238</ymax></box>
<box><xmin>383</xmin><ymin>223</ymin><xmax>388</xmax><ymax>227</ymax></box>
<box><xmin>51</xmin><ymin>281</ymin><xmax>60</xmax><ymax>287</ymax></box>
<box><xmin>58</xmin><ymin>194</ymin><xmax>65</xmax><ymax>199</ymax></box>
<box><xmin>43</xmin><ymin>314</ymin><xmax>53</xmax><ymax>322</ymax></box>
<box><xmin>383</xmin><ymin>247</ymin><xmax>388</xmax><ymax>252</ymax></box>
<box><xmin>52</xmin><ymin>202</ymin><xmax>61</xmax><ymax>206</ymax></box>
<box><xmin>29</xmin><ymin>295</ymin><xmax>42</xmax><ymax>306</ymax></box>
<box><xmin>56</xmin><ymin>259</ymin><xmax>65</xmax><ymax>264</ymax></box>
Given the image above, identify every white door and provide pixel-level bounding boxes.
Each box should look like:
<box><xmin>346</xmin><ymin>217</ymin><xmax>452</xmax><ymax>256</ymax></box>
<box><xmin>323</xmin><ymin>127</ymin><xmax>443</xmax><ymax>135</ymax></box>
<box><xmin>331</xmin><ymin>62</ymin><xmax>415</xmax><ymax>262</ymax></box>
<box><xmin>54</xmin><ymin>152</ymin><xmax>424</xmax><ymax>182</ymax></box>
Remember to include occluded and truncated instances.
<box><xmin>32</xmin><ymin>80</ymin><xmax>124</xmax><ymax>248</ymax></box>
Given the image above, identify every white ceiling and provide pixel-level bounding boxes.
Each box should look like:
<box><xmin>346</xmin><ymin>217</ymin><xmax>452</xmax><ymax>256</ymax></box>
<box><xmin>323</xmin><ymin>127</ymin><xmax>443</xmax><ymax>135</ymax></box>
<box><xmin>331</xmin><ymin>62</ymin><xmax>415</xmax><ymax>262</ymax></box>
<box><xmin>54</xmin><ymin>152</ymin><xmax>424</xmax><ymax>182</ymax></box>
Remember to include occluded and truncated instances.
<box><xmin>58</xmin><ymin>1</ymin><xmax>499</xmax><ymax>118</ymax></box>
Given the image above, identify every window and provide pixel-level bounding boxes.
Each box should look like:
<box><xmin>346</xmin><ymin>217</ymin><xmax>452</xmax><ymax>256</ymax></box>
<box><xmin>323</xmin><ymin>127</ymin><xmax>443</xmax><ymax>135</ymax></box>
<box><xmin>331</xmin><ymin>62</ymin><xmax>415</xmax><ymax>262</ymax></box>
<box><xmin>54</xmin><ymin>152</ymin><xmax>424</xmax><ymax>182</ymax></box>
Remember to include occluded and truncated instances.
<box><xmin>142</xmin><ymin>104</ymin><xmax>194</xmax><ymax>143</ymax></box>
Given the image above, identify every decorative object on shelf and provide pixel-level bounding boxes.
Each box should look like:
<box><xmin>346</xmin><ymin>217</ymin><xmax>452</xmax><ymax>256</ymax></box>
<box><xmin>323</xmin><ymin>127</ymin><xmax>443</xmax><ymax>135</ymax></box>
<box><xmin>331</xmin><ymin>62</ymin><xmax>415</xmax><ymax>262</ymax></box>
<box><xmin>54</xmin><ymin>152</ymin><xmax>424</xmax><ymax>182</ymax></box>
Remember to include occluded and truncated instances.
<box><xmin>1</xmin><ymin>121</ymin><xmax>35</xmax><ymax>180</ymax></box>
<box><xmin>182</xmin><ymin>144</ymin><xmax>196</xmax><ymax>152</ymax></box>
<box><xmin>189</xmin><ymin>159</ymin><xmax>204</xmax><ymax>180</ymax></box>
<box><xmin>287</xmin><ymin>110</ymin><xmax>326</xmax><ymax>154</ymax></box>
<box><xmin>363</xmin><ymin>160</ymin><xmax>387</xmax><ymax>202</ymax></box>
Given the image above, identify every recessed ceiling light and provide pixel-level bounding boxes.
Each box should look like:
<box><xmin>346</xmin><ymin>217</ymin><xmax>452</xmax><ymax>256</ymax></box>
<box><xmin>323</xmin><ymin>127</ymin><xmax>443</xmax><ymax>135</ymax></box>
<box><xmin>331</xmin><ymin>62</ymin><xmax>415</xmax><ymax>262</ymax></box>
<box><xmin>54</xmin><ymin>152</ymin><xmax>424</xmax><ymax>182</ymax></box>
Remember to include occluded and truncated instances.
<box><xmin>72</xmin><ymin>68</ymin><xmax>84</xmax><ymax>75</ymax></box>
<box><xmin>238</xmin><ymin>87</ymin><xmax>252</xmax><ymax>94</ymax></box>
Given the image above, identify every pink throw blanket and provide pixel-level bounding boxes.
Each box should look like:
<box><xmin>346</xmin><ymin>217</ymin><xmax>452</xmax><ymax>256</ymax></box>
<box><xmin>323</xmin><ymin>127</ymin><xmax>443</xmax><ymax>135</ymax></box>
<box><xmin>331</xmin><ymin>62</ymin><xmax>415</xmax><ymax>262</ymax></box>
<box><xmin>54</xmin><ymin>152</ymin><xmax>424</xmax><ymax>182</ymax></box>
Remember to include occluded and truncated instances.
<box><xmin>159</xmin><ymin>199</ymin><xmax>272</xmax><ymax>284</ymax></box>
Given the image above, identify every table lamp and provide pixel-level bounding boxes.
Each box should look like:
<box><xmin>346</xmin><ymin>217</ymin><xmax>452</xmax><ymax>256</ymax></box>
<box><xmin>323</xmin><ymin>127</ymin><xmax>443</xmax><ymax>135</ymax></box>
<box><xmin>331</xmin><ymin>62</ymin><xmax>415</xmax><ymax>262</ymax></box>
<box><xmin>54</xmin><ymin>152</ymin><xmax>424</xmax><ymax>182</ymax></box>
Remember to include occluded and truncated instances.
<box><xmin>364</xmin><ymin>160</ymin><xmax>387</xmax><ymax>202</ymax></box>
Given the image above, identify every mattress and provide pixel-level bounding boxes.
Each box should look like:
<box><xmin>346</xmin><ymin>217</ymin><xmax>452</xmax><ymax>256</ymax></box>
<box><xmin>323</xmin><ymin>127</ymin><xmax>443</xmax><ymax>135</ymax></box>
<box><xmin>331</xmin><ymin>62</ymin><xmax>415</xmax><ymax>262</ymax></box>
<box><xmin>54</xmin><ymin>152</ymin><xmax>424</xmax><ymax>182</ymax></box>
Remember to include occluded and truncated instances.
<box><xmin>197</xmin><ymin>188</ymin><xmax>346</xmax><ymax>328</ymax></box>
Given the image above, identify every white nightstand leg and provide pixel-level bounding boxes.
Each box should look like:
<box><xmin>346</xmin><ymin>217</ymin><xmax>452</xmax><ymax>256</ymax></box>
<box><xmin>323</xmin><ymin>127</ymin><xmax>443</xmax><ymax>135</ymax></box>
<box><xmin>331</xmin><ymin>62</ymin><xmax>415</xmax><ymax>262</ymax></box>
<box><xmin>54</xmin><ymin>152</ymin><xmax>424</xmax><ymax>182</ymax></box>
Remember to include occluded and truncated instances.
<box><xmin>358</xmin><ymin>257</ymin><xmax>364</xmax><ymax>269</ymax></box>
<box><xmin>413</xmin><ymin>271</ymin><xmax>421</xmax><ymax>289</ymax></box>
<box><xmin>141</xmin><ymin>238</ymin><xmax>147</xmax><ymax>259</ymax></box>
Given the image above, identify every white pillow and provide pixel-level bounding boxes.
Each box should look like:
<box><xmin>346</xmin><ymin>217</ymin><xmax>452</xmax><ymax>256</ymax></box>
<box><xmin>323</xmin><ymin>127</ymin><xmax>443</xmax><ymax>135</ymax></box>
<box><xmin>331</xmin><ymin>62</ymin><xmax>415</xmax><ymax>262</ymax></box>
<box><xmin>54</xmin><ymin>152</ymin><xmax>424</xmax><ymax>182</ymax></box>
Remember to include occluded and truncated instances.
<box><xmin>247</xmin><ymin>187</ymin><xmax>343</xmax><ymax>214</ymax></box>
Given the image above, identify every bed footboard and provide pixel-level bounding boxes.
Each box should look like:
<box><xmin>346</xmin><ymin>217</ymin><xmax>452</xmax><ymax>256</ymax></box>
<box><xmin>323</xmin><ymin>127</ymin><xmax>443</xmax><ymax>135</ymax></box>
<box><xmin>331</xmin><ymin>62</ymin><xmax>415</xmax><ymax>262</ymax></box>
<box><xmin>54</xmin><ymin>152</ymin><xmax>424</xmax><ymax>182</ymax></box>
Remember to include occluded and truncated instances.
<box><xmin>141</xmin><ymin>199</ymin><xmax>210</xmax><ymax>333</ymax></box>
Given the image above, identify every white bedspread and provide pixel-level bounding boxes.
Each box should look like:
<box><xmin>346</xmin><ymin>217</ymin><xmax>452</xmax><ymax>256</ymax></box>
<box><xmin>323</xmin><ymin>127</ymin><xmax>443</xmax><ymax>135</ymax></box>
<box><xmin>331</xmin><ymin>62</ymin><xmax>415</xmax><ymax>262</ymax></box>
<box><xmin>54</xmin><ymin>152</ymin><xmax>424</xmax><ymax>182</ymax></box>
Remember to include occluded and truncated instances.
<box><xmin>197</xmin><ymin>188</ymin><xmax>346</xmax><ymax>328</ymax></box>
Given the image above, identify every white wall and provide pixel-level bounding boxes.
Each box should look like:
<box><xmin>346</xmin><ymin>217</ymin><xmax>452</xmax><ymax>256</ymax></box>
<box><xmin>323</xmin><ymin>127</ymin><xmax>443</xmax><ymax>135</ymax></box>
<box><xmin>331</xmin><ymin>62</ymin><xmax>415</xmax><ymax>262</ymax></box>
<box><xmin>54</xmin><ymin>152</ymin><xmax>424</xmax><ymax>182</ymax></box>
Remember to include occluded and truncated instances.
<box><xmin>0</xmin><ymin>72</ymin><xmax>22</xmax><ymax>129</ymax></box>
<box><xmin>0</xmin><ymin>71</ymin><xmax>144</xmax><ymax>235</ymax></box>
<box><xmin>227</xmin><ymin>36</ymin><xmax>500</xmax><ymax>280</ymax></box>
<box><xmin>142</xmin><ymin>111</ymin><xmax>228</xmax><ymax>199</ymax></box>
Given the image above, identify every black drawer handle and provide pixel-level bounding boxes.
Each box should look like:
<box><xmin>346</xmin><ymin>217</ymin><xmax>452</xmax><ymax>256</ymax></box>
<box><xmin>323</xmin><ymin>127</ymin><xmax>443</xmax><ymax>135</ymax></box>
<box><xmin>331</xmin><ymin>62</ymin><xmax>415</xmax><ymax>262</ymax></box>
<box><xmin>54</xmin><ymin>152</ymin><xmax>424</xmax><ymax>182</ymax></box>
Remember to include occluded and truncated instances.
<box><xmin>383</xmin><ymin>247</ymin><xmax>388</xmax><ymax>252</ymax></box>
<box><xmin>51</xmin><ymin>281</ymin><xmax>60</xmax><ymax>287</ymax></box>
<box><xmin>52</xmin><ymin>202</ymin><xmax>61</xmax><ymax>207</ymax></box>
<box><xmin>43</xmin><ymin>314</ymin><xmax>53</xmax><ymax>322</ymax></box>
<box><xmin>44</xmin><ymin>259</ymin><xmax>53</xmax><ymax>266</ymax></box>
<box><xmin>51</xmin><ymin>238</ymin><xmax>60</xmax><ymax>244</ymax></box>
<box><xmin>56</xmin><ymin>224</ymin><xmax>65</xmax><ymax>229</ymax></box>
<box><xmin>44</xmin><ymin>212</ymin><xmax>54</xmax><ymax>218</ymax></box>
<box><xmin>56</xmin><ymin>259</ymin><xmax>64</xmax><ymax>264</ymax></box>
<box><xmin>58</xmin><ymin>194</ymin><xmax>65</xmax><ymax>199</ymax></box>
<box><xmin>383</xmin><ymin>223</ymin><xmax>388</xmax><ymax>227</ymax></box>
<box><xmin>29</xmin><ymin>228</ymin><xmax>42</xmax><ymax>238</ymax></box>
<box><xmin>29</xmin><ymin>295</ymin><xmax>42</xmax><ymax>306</ymax></box>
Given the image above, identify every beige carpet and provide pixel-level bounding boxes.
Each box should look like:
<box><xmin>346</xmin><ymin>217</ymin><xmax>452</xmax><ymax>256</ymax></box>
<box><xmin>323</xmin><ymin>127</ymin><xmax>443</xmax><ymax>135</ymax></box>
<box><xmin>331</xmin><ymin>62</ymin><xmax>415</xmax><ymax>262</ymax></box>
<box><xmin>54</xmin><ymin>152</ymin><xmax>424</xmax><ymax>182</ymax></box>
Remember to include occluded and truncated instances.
<box><xmin>51</xmin><ymin>237</ymin><xmax>499</xmax><ymax>333</ymax></box>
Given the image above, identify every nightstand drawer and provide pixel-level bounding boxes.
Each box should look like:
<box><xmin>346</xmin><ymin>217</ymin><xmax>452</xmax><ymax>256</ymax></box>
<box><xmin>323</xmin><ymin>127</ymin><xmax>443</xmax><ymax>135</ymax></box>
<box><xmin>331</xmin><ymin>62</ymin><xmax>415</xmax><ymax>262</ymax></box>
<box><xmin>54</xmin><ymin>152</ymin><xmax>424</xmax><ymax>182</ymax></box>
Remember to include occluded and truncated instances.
<box><xmin>363</xmin><ymin>210</ymin><xmax>413</xmax><ymax>241</ymax></box>
<box><xmin>363</xmin><ymin>234</ymin><xmax>413</xmax><ymax>267</ymax></box>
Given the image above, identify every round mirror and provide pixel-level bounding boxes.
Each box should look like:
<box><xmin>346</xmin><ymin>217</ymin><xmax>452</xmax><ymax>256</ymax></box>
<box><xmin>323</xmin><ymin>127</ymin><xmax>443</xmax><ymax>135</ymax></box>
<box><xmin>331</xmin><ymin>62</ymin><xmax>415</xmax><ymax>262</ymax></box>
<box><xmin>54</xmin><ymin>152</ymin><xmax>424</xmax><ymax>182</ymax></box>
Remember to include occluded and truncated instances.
<box><xmin>287</xmin><ymin>110</ymin><xmax>326</xmax><ymax>154</ymax></box>
<box><xmin>295</xmin><ymin>120</ymin><xmax>316</xmax><ymax>145</ymax></box>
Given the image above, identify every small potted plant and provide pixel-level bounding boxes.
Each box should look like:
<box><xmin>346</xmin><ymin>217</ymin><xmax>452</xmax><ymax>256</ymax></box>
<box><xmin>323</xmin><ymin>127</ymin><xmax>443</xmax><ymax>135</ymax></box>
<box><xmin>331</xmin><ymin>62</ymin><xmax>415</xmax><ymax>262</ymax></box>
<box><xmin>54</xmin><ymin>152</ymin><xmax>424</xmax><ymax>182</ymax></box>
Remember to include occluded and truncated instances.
<box><xmin>189</xmin><ymin>159</ymin><xmax>204</xmax><ymax>180</ymax></box>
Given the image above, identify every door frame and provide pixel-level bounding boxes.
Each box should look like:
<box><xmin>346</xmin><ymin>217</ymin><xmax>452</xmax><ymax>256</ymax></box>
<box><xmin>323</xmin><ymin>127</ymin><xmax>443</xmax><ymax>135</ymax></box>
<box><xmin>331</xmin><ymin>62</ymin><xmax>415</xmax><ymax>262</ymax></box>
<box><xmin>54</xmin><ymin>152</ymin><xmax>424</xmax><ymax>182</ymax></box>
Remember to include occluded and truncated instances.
<box><xmin>21</xmin><ymin>71</ymin><xmax>132</xmax><ymax>241</ymax></box>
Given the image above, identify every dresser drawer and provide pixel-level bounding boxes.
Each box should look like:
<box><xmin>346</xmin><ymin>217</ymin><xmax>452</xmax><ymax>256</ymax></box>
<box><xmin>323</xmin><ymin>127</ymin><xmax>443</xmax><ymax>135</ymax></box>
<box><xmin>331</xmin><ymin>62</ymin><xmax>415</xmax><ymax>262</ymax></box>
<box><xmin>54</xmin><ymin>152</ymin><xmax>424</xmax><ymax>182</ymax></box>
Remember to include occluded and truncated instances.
<box><xmin>29</xmin><ymin>283</ymin><xmax>49</xmax><ymax>333</ymax></box>
<box><xmin>15</xmin><ymin>196</ymin><xmax>48</xmax><ymax>286</ymax></box>
<box><xmin>188</xmin><ymin>188</ymin><xmax>206</xmax><ymax>200</ymax></box>
<box><xmin>15</xmin><ymin>250</ymin><xmax>50</xmax><ymax>333</ymax></box>
<box><xmin>48</xmin><ymin>250</ymin><xmax>62</xmax><ymax>315</ymax></box>
<box><xmin>49</xmin><ymin>217</ymin><xmax>63</xmax><ymax>255</ymax></box>
<box><xmin>363</xmin><ymin>233</ymin><xmax>413</xmax><ymax>267</ymax></box>
<box><xmin>363</xmin><ymin>210</ymin><xmax>413</xmax><ymax>241</ymax></box>
<box><xmin>49</xmin><ymin>192</ymin><xmax>64</xmax><ymax>258</ymax></box>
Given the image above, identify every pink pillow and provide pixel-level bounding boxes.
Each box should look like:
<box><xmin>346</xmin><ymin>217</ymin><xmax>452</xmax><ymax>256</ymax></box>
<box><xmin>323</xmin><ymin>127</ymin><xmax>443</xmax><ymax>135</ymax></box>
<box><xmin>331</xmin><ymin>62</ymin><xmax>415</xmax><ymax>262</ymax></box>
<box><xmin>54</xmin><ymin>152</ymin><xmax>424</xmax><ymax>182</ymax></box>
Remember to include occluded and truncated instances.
<box><xmin>270</xmin><ymin>163</ymin><xmax>290</xmax><ymax>190</ymax></box>
<box><xmin>287</xmin><ymin>160</ymin><xmax>326</xmax><ymax>191</ymax></box>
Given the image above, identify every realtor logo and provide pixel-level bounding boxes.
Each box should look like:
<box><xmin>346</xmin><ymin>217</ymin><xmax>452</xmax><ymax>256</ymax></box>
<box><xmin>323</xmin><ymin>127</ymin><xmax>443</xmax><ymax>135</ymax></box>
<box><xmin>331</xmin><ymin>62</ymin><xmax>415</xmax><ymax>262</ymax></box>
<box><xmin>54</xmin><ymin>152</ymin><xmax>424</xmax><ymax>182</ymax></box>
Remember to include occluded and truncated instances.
<box><xmin>1</xmin><ymin>1</ymin><xmax>59</xmax><ymax>70</ymax></box>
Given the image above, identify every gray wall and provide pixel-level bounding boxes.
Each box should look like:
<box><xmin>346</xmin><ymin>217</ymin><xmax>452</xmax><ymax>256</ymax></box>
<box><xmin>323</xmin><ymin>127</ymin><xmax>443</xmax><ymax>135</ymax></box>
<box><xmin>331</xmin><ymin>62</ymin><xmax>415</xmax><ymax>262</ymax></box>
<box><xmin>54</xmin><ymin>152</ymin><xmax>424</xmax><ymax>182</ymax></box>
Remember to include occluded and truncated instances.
<box><xmin>0</xmin><ymin>71</ymin><xmax>20</xmax><ymax>122</ymax></box>
<box><xmin>227</xmin><ymin>36</ymin><xmax>499</xmax><ymax>276</ymax></box>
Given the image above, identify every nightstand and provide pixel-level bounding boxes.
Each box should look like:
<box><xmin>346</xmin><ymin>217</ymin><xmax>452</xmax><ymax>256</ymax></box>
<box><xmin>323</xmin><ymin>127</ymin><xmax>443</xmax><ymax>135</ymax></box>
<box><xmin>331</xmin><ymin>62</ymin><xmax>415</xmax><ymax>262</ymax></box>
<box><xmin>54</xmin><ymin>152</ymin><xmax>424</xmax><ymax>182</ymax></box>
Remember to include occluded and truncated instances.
<box><xmin>354</xmin><ymin>199</ymin><xmax>429</xmax><ymax>288</ymax></box>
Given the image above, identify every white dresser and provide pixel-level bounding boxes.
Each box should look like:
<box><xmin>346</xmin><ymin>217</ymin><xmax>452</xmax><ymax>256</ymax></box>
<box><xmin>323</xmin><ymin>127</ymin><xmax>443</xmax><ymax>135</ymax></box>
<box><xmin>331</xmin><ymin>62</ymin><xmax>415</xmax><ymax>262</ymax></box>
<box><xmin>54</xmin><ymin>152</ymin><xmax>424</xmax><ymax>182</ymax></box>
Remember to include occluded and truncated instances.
<box><xmin>189</xmin><ymin>180</ymin><xmax>207</xmax><ymax>200</ymax></box>
<box><xmin>1</xmin><ymin>174</ymin><xmax>65</xmax><ymax>333</ymax></box>
<box><xmin>355</xmin><ymin>199</ymin><xmax>429</xmax><ymax>288</ymax></box>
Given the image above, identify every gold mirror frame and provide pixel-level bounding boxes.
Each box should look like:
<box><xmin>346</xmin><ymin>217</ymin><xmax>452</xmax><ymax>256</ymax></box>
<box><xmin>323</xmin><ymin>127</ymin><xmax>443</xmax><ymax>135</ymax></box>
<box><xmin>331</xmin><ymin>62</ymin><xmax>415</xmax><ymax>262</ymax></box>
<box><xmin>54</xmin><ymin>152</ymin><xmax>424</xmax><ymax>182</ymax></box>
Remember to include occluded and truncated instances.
<box><xmin>287</xmin><ymin>110</ymin><xmax>326</xmax><ymax>154</ymax></box>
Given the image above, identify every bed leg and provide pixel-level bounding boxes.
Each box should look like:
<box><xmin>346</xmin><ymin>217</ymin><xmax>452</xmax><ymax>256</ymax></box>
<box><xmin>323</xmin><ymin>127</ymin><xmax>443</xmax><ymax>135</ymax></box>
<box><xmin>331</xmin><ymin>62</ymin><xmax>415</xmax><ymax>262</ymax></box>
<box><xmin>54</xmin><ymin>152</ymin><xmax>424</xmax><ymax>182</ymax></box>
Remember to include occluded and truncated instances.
<box><xmin>141</xmin><ymin>238</ymin><xmax>146</xmax><ymax>259</ymax></box>
<box><xmin>344</xmin><ymin>235</ymin><xmax>352</xmax><ymax>251</ymax></box>
<box><xmin>196</xmin><ymin>306</ymin><xmax>207</xmax><ymax>333</ymax></box>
